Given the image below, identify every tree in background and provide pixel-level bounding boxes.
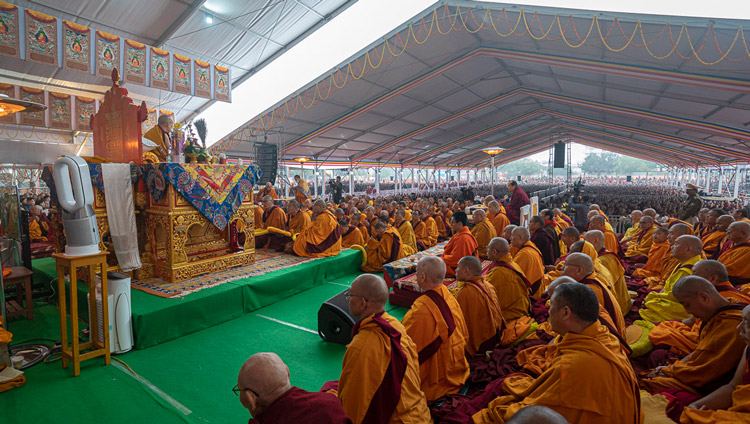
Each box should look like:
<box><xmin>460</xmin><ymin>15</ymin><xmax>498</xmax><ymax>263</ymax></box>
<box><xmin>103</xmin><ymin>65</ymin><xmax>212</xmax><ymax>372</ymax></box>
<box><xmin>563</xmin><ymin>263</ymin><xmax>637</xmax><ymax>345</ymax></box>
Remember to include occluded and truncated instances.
<box><xmin>497</xmin><ymin>159</ymin><xmax>546</xmax><ymax>177</ymax></box>
<box><xmin>580</xmin><ymin>152</ymin><xmax>620</xmax><ymax>175</ymax></box>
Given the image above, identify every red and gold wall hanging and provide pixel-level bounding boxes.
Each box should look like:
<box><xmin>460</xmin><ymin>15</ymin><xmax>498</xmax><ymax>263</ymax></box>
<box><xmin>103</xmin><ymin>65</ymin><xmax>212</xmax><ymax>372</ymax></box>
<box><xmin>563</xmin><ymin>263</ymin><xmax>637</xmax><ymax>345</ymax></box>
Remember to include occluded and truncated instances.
<box><xmin>194</xmin><ymin>60</ymin><xmax>210</xmax><ymax>99</ymax></box>
<box><xmin>124</xmin><ymin>39</ymin><xmax>146</xmax><ymax>85</ymax></box>
<box><xmin>25</xmin><ymin>9</ymin><xmax>57</xmax><ymax>65</ymax></box>
<box><xmin>173</xmin><ymin>54</ymin><xmax>191</xmax><ymax>94</ymax></box>
<box><xmin>62</xmin><ymin>20</ymin><xmax>90</xmax><ymax>73</ymax></box>
<box><xmin>214</xmin><ymin>65</ymin><xmax>230</xmax><ymax>102</ymax></box>
<box><xmin>0</xmin><ymin>1</ymin><xmax>20</xmax><ymax>59</ymax></box>
<box><xmin>19</xmin><ymin>87</ymin><xmax>45</xmax><ymax>126</ymax></box>
<box><xmin>75</xmin><ymin>96</ymin><xmax>96</xmax><ymax>131</ymax></box>
<box><xmin>95</xmin><ymin>30</ymin><xmax>119</xmax><ymax>77</ymax></box>
<box><xmin>0</xmin><ymin>83</ymin><xmax>16</xmax><ymax>124</ymax></box>
<box><xmin>150</xmin><ymin>46</ymin><xmax>170</xmax><ymax>90</ymax></box>
<box><xmin>49</xmin><ymin>92</ymin><xmax>72</xmax><ymax>129</ymax></box>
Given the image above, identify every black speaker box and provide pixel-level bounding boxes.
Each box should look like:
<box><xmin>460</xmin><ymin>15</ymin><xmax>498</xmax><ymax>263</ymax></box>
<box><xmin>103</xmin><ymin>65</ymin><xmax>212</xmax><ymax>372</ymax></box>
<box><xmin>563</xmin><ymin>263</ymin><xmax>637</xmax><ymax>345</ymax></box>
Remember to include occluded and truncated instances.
<box><xmin>318</xmin><ymin>290</ymin><xmax>357</xmax><ymax>345</ymax></box>
<box><xmin>553</xmin><ymin>142</ymin><xmax>565</xmax><ymax>168</ymax></box>
<box><xmin>626</xmin><ymin>175</ymin><xmax>632</xmax><ymax>182</ymax></box>
<box><xmin>255</xmin><ymin>143</ymin><xmax>278</xmax><ymax>185</ymax></box>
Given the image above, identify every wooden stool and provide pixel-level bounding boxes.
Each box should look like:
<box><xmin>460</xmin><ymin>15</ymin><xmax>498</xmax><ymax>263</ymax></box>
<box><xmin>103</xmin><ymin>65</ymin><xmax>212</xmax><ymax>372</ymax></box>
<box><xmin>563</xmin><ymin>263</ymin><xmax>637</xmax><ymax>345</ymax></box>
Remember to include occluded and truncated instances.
<box><xmin>2</xmin><ymin>266</ymin><xmax>33</xmax><ymax>320</ymax></box>
<box><xmin>52</xmin><ymin>252</ymin><xmax>110</xmax><ymax>377</ymax></box>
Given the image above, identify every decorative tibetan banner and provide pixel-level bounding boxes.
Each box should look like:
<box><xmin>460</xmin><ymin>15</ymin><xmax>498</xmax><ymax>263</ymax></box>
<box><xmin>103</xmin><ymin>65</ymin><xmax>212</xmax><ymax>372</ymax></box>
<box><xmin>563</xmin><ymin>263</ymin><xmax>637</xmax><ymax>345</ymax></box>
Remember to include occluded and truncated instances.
<box><xmin>159</xmin><ymin>110</ymin><xmax>174</xmax><ymax>120</ymax></box>
<box><xmin>62</xmin><ymin>21</ymin><xmax>91</xmax><ymax>73</ymax></box>
<box><xmin>124</xmin><ymin>39</ymin><xmax>146</xmax><ymax>85</ymax></box>
<box><xmin>75</xmin><ymin>96</ymin><xmax>96</xmax><ymax>131</ymax></box>
<box><xmin>194</xmin><ymin>60</ymin><xmax>211</xmax><ymax>98</ymax></box>
<box><xmin>49</xmin><ymin>92</ymin><xmax>72</xmax><ymax>129</ymax></box>
<box><xmin>95</xmin><ymin>30</ymin><xmax>119</xmax><ymax>77</ymax></box>
<box><xmin>25</xmin><ymin>9</ymin><xmax>57</xmax><ymax>66</ymax></box>
<box><xmin>19</xmin><ymin>87</ymin><xmax>45</xmax><ymax>126</ymax></box>
<box><xmin>142</xmin><ymin>107</ymin><xmax>156</xmax><ymax>133</ymax></box>
<box><xmin>214</xmin><ymin>65</ymin><xmax>230</xmax><ymax>102</ymax></box>
<box><xmin>173</xmin><ymin>54</ymin><xmax>191</xmax><ymax>94</ymax></box>
<box><xmin>150</xmin><ymin>46</ymin><xmax>170</xmax><ymax>90</ymax></box>
<box><xmin>0</xmin><ymin>1</ymin><xmax>20</xmax><ymax>59</ymax></box>
<box><xmin>0</xmin><ymin>83</ymin><xmax>16</xmax><ymax>124</ymax></box>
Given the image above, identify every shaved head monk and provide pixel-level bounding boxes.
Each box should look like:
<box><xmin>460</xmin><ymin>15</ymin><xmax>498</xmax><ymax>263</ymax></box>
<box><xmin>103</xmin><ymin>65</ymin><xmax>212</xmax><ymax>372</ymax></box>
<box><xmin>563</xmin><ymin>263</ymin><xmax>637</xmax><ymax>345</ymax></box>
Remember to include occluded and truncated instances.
<box><xmin>641</xmin><ymin>276</ymin><xmax>746</xmax><ymax>397</ymax></box>
<box><xmin>402</xmin><ymin>256</ymin><xmax>469</xmax><ymax>401</ymax></box>
<box><xmin>633</xmin><ymin>226</ymin><xmax>670</xmax><ymax>279</ymax></box>
<box><xmin>506</xmin><ymin>405</ymin><xmax>568</xmax><ymax>424</ymax></box>
<box><xmin>338</xmin><ymin>274</ymin><xmax>430</xmax><ymax>423</ymax></box>
<box><xmin>585</xmin><ymin>230</ymin><xmax>632</xmax><ymax>315</ymax></box>
<box><xmin>503</xmin><ymin>224</ymin><xmax>517</xmax><ymax>243</ymax></box>
<box><xmin>238</xmin><ymin>352</ymin><xmax>351</xmax><ymax>423</ymax></box>
<box><xmin>640</xmin><ymin>235</ymin><xmax>704</xmax><ymax>322</ymax></box>
<box><xmin>393</xmin><ymin>208</ymin><xmax>417</xmax><ymax>256</ymax></box>
<box><xmin>622</xmin><ymin>210</ymin><xmax>643</xmax><ymax>241</ymax></box>
<box><xmin>625</xmin><ymin>215</ymin><xmax>655</xmax><ymax>261</ymax></box>
<box><xmin>589</xmin><ymin>214</ymin><xmax>621</xmax><ymax>255</ymax></box>
<box><xmin>471</xmin><ymin>209</ymin><xmax>497</xmax><ymax>259</ymax></box>
<box><xmin>680</xmin><ymin>304</ymin><xmax>750</xmax><ymax>422</ymax></box>
<box><xmin>441</xmin><ymin>211</ymin><xmax>479</xmax><ymax>277</ymax></box>
<box><xmin>485</xmin><ymin>237</ymin><xmax>531</xmax><ymax>322</ymax></box>
<box><xmin>472</xmin><ymin>282</ymin><xmax>642</xmax><ymax>424</ymax></box>
<box><xmin>361</xmin><ymin>221</ymin><xmax>405</xmax><ymax>272</ymax></box>
<box><xmin>642</xmin><ymin>223</ymin><xmax>693</xmax><ymax>291</ymax></box>
<box><xmin>293</xmin><ymin>199</ymin><xmax>342</xmax><ymax>258</ymax></box>
<box><xmin>511</xmin><ymin>226</ymin><xmax>545</xmax><ymax>298</ymax></box>
<box><xmin>488</xmin><ymin>200</ymin><xmax>510</xmax><ymax>236</ymax></box>
<box><xmin>455</xmin><ymin>255</ymin><xmax>505</xmax><ymax>356</ymax></box>
<box><xmin>718</xmin><ymin>221</ymin><xmax>750</xmax><ymax>285</ymax></box>
<box><xmin>256</xmin><ymin>195</ymin><xmax>288</xmax><ymax>249</ymax></box>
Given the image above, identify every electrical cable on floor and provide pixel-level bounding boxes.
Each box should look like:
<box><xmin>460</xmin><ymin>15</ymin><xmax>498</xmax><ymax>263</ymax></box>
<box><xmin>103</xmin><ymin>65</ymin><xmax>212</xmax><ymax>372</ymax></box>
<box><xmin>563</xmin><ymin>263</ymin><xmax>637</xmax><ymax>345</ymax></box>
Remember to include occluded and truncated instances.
<box><xmin>111</xmin><ymin>359</ymin><xmax>194</xmax><ymax>420</ymax></box>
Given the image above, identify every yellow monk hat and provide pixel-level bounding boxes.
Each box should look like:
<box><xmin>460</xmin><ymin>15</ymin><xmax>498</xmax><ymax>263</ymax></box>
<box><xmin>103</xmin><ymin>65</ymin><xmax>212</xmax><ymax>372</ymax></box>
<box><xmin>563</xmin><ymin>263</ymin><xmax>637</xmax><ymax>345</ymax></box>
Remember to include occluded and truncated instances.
<box><xmin>685</xmin><ymin>183</ymin><xmax>700</xmax><ymax>190</ymax></box>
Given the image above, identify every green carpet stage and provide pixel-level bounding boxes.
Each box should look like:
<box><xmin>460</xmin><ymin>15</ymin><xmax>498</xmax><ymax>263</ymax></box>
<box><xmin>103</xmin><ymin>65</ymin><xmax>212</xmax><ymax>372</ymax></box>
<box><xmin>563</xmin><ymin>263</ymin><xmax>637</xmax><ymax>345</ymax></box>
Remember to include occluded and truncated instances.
<box><xmin>30</xmin><ymin>249</ymin><xmax>363</xmax><ymax>349</ymax></box>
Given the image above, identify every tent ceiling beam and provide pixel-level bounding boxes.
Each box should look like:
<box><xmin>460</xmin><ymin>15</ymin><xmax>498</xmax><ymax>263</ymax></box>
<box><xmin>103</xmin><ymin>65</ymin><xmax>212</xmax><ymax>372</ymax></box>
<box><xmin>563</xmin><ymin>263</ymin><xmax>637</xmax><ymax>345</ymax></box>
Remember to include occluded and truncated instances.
<box><xmin>154</xmin><ymin>0</ymin><xmax>206</xmax><ymax>47</ymax></box>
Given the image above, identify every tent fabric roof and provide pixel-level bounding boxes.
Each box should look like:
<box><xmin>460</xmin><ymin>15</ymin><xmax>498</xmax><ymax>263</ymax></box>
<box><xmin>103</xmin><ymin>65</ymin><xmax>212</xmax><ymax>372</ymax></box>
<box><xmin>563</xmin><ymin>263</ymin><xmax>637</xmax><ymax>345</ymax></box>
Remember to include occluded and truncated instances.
<box><xmin>1</xmin><ymin>0</ymin><xmax>354</xmax><ymax>123</ymax></box>
<box><xmin>211</xmin><ymin>1</ymin><xmax>750</xmax><ymax>168</ymax></box>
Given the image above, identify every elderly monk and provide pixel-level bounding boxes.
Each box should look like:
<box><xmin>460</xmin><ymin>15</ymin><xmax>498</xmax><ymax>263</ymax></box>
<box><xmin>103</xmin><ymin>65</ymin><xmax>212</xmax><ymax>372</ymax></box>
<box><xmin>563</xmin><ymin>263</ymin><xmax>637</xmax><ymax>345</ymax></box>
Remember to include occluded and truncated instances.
<box><xmin>693</xmin><ymin>208</ymin><xmax>710</xmax><ymax>237</ymax></box>
<box><xmin>256</xmin><ymin>195</ymin><xmax>288</xmax><ymax>249</ymax></box>
<box><xmin>718</xmin><ymin>221</ymin><xmax>750</xmax><ymax>285</ymax></box>
<box><xmin>393</xmin><ymin>209</ymin><xmax>417</xmax><ymax>256</ymax></box>
<box><xmin>238</xmin><ymin>352</ymin><xmax>351</xmax><ymax>424</ymax></box>
<box><xmin>640</xmin><ymin>276</ymin><xmax>746</xmax><ymax>395</ymax></box>
<box><xmin>455</xmin><ymin>256</ymin><xmax>505</xmax><ymax>356</ymax></box>
<box><xmin>412</xmin><ymin>209</ymin><xmax>431</xmax><ymax>251</ymax></box>
<box><xmin>441</xmin><ymin>211</ymin><xmax>479</xmax><ymax>278</ymax></box>
<box><xmin>563</xmin><ymin>252</ymin><xmax>626</xmax><ymax>335</ymax></box>
<box><xmin>340</xmin><ymin>219</ymin><xmax>365</xmax><ymax>248</ymax></box>
<box><xmin>585</xmin><ymin>230</ymin><xmax>632</xmax><ymax>315</ymax></box>
<box><xmin>293</xmin><ymin>200</ymin><xmax>342</xmax><ymax>258</ymax></box>
<box><xmin>711</xmin><ymin>214</ymin><xmax>735</xmax><ymax>259</ymax></box>
<box><xmin>506</xmin><ymin>180</ymin><xmax>530</xmax><ymax>225</ymax></box>
<box><xmin>27</xmin><ymin>205</ymin><xmax>52</xmax><ymax>242</ymax></box>
<box><xmin>680</xmin><ymin>304</ymin><xmax>750</xmax><ymax>423</ymax></box>
<box><xmin>291</xmin><ymin>175</ymin><xmax>310</xmax><ymax>204</ymax></box>
<box><xmin>553</xmin><ymin>208</ymin><xmax>573</xmax><ymax>228</ymax></box>
<box><xmin>285</xmin><ymin>200</ymin><xmax>310</xmax><ymax>235</ymax></box>
<box><xmin>402</xmin><ymin>256</ymin><xmax>470</xmax><ymax>401</ymax></box>
<box><xmin>471</xmin><ymin>209</ymin><xmax>497</xmax><ymax>259</ymax></box>
<box><xmin>633</xmin><ymin>226</ymin><xmax>670</xmax><ymax>279</ymax></box>
<box><xmin>362</xmin><ymin>221</ymin><xmax>405</xmax><ymax>272</ymax></box>
<box><xmin>435</xmin><ymin>202</ymin><xmax>451</xmax><ymax>241</ymax></box>
<box><xmin>589</xmin><ymin>214</ymin><xmax>622</xmax><ymax>256</ymax></box>
<box><xmin>643</xmin><ymin>223</ymin><xmax>693</xmax><ymax>291</ymax></box>
<box><xmin>489</xmin><ymin>200</ymin><xmax>510</xmax><ymax>236</ymax></box>
<box><xmin>701</xmin><ymin>208</ymin><xmax>729</xmax><ymax>257</ymax></box>
<box><xmin>472</xmin><ymin>282</ymin><xmax>642</xmax><ymax>424</ymax></box>
<box><xmin>143</xmin><ymin>113</ymin><xmax>173</xmax><ymax>161</ymax></box>
<box><xmin>529</xmin><ymin>216</ymin><xmax>557</xmax><ymax>266</ymax></box>
<box><xmin>640</xmin><ymin>235</ymin><xmax>704</xmax><ymax>322</ymax></box>
<box><xmin>506</xmin><ymin>406</ymin><xmax>568</xmax><ymax>424</ymax></box>
<box><xmin>648</xmin><ymin>260</ymin><xmax>750</xmax><ymax>357</ymax></box>
<box><xmin>421</xmin><ymin>208</ymin><xmax>439</xmax><ymax>247</ymax></box>
<box><xmin>256</xmin><ymin>182</ymin><xmax>278</xmax><ymax>200</ymax></box>
<box><xmin>338</xmin><ymin>274</ymin><xmax>431</xmax><ymax>423</ymax></box>
<box><xmin>622</xmin><ymin>210</ymin><xmax>643</xmax><ymax>241</ymax></box>
<box><xmin>485</xmin><ymin>237</ymin><xmax>531</xmax><ymax>321</ymax></box>
<box><xmin>541</xmin><ymin>226</ymin><xmax>582</xmax><ymax>288</ymax></box>
<box><xmin>625</xmin><ymin>215</ymin><xmax>656</xmax><ymax>261</ymax></box>
<box><xmin>512</xmin><ymin>227</ymin><xmax>546</xmax><ymax>298</ymax></box>
<box><xmin>349</xmin><ymin>212</ymin><xmax>369</xmax><ymax>241</ymax></box>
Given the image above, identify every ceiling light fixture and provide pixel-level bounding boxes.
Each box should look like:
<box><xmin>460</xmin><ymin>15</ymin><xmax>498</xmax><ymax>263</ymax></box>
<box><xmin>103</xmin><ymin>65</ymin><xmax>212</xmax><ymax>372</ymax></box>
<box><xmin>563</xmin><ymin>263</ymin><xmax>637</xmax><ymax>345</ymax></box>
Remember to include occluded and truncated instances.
<box><xmin>205</xmin><ymin>13</ymin><xmax>214</xmax><ymax>24</ymax></box>
<box><xmin>0</xmin><ymin>93</ymin><xmax>46</xmax><ymax>118</ymax></box>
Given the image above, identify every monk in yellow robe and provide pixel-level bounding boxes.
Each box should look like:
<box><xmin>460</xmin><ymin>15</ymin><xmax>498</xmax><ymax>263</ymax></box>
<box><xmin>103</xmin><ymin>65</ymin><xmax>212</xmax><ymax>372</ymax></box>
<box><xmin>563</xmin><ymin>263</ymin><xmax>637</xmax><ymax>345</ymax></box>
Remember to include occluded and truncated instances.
<box><xmin>421</xmin><ymin>209</ymin><xmax>439</xmax><ymax>247</ymax></box>
<box><xmin>340</xmin><ymin>219</ymin><xmax>365</xmax><ymax>248</ymax></box>
<box><xmin>402</xmin><ymin>256</ymin><xmax>470</xmax><ymax>401</ymax></box>
<box><xmin>440</xmin><ymin>212</ymin><xmax>478</xmax><ymax>278</ymax></box>
<box><xmin>393</xmin><ymin>209</ymin><xmax>417</xmax><ymax>256</ymax></box>
<box><xmin>455</xmin><ymin>256</ymin><xmax>505</xmax><ymax>356</ymax></box>
<box><xmin>27</xmin><ymin>205</ymin><xmax>52</xmax><ymax>242</ymax></box>
<box><xmin>588</xmin><ymin>214</ymin><xmax>621</xmax><ymax>256</ymax></box>
<box><xmin>143</xmin><ymin>114</ymin><xmax>173</xmax><ymax>161</ymax></box>
<box><xmin>563</xmin><ymin>252</ymin><xmax>626</xmax><ymax>336</ymax></box>
<box><xmin>256</xmin><ymin>195</ymin><xmax>288</xmax><ymax>249</ymax></box>
<box><xmin>640</xmin><ymin>235</ymin><xmax>704</xmax><ymax>322</ymax></box>
<box><xmin>542</xmin><ymin>226</ymin><xmax>581</xmax><ymax>286</ymax></box>
<box><xmin>633</xmin><ymin>226</ymin><xmax>670</xmax><ymax>279</ymax></box>
<box><xmin>485</xmin><ymin>237</ymin><xmax>531</xmax><ymax>321</ymax></box>
<box><xmin>625</xmin><ymin>216</ymin><xmax>655</xmax><ymax>260</ymax></box>
<box><xmin>511</xmin><ymin>226</ymin><xmax>546</xmax><ymax>298</ymax></box>
<box><xmin>489</xmin><ymin>200</ymin><xmax>510</xmax><ymax>237</ymax></box>
<box><xmin>338</xmin><ymin>274</ymin><xmax>431</xmax><ymax>423</ymax></box>
<box><xmin>291</xmin><ymin>175</ymin><xmax>310</xmax><ymax>204</ymax></box>
<box><xmin>412</xmin><ymin>210</ymin><xmax>431</xmax><ymax>251</ymax></box>
<box><xmin>293</xmin><ymin>200</ymin><xmax>342</xmax><ymax>258</ymax></box>
<box><xmin>362</xmin><ymin>222</ymin><xmax>405</xmax><ymax>272</ymax></box>
<box><xmin>621</xmin><ymin>210</ymin><xmax>643</xmax><ymax>241</ymax></box>
<box><xmin>473</xmin><ymin>282</ymin><xmax>643</xmax><ymax>424</ymax></box>
<box><xmin>254</xmin><ymin>203</ymin><xmax>264</xmax><ymax>228</ymax></box>
<box><xmin>641</xmin><ymin>276</ymin><xmax>746</xmax><ymax>395</ymax></box>
<box><xmin>679</xmin><ymin>304</ymin><xmax>750</xmax><ymax>423</ymax></box>
<box><xmin>470</xmin><ymin>209</ymin><xmax>496</xmax><ymax>259</ymax></box>
<box><xmin>349</xmin><ymin>213</ymin><xmax>369</xmax><ymax>241</ymax></box>
<box><xmin>434</xmin><ymin>202</ymin><xmax>451</xmax><ymax>241</ymax></box>
<box><xmin>256</xmin><ymin>182</ymin><xmax>278</xmax><ymax>200</ymax></box>
<box><xmin>718</xmin><ymin>221</ymin><xmax>750</xmax><ymax>285</ymax></box>
<box><xmin>643</xmin><ymin>224</ymin><xmax>693</xmax><ymax>290</ymax></box>
<box><xmin>285</xmin><ymin>200</ymin><xmax>310</xmax><ymax>235</ymax></box>
<box><xmin>585</xmin><ymin>230</ymin><xmax>632</xmax><ymax>315</ymax></box>
<box><xmin>701</xmin><ymin>208</ymin><xmax>729</xmax><ymax>257</ymax></box>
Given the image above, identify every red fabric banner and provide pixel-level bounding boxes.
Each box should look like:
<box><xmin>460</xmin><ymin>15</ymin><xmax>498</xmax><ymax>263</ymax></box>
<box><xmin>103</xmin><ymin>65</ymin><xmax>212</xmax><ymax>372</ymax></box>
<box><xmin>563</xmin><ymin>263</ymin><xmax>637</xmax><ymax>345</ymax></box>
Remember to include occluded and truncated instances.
<box><xmin>0</xmin><ymin>1</ymin><xmax>20</xmax><ymax>59</ymax></box>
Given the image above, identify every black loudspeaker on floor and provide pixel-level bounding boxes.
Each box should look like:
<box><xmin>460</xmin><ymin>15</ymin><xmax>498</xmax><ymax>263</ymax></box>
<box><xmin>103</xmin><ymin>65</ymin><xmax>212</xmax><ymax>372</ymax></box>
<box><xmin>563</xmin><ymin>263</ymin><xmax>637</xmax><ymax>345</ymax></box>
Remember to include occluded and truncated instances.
<box><xmin>318</xmin><ymin>289</ymin><xmax>356</xmax><ymax>345</ymax></box>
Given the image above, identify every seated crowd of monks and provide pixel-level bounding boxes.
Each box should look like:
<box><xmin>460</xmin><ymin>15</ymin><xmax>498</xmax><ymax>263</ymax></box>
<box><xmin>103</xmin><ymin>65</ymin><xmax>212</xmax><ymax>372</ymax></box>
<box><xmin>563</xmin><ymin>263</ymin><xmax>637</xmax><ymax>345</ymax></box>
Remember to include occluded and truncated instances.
<box><xmin>247</xmin><ymin>182</ymin><xmax>750</xmax><ymax>423</ymax></box>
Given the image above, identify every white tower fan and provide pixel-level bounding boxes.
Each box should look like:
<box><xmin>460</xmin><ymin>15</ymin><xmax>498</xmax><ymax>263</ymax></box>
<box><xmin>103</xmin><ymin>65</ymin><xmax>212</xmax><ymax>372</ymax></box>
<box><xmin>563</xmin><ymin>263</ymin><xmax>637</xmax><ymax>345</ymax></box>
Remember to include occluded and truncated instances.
<box><xmin>52</xmin><ymin>155</ymin><xmax>100</xmax><ymax>256</ymax></box>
